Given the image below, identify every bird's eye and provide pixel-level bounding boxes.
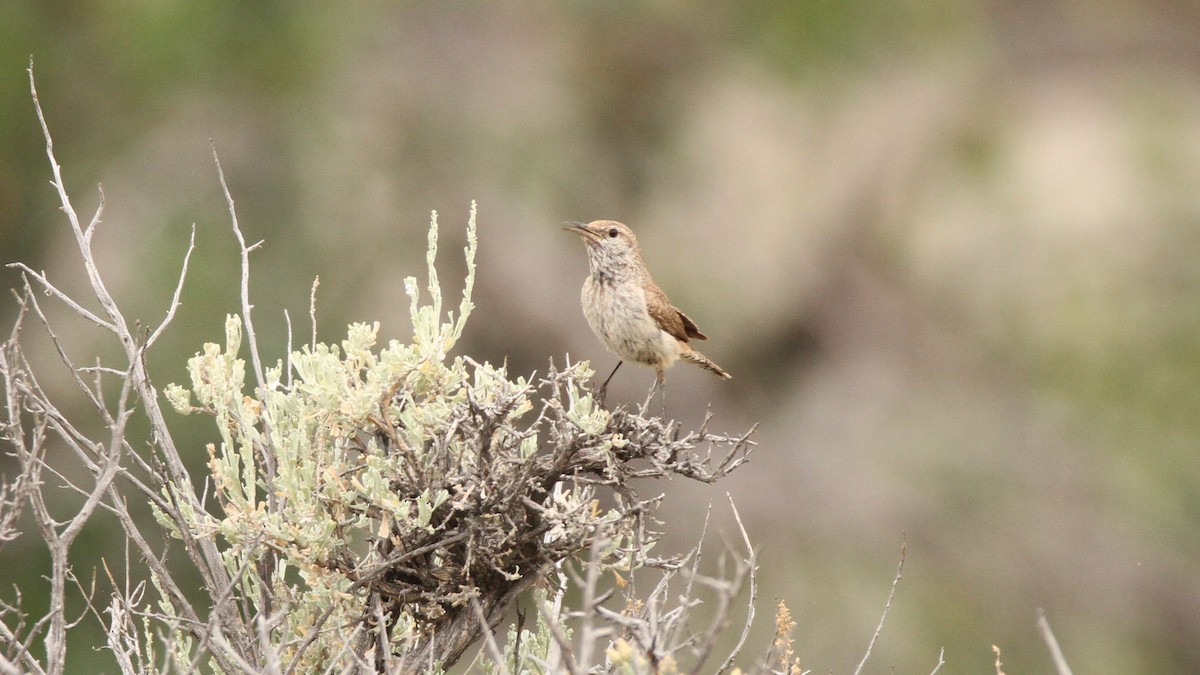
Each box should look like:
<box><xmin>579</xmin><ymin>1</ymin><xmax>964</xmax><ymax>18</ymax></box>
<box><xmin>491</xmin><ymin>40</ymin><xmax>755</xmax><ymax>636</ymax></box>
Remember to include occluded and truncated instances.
<box><xmin>608</xmin><ymin>228</ymin><xmax>619</xmax><ymax>238</ymax></box>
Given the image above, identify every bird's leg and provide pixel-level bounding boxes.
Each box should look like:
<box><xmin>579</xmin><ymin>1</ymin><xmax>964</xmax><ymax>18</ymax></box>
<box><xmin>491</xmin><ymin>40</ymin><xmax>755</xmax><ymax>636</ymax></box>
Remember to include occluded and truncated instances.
<box><xmin>658</xmin><ymin>370</ymin><xmax>667</xmax><ymax>418</ymax></box>
<box><xmin>644</xmin><ymin>367</ymin><xmax>666</xmax><ymax>418</ymax></box>
<box><xmin>596</xmin><ymin>360</ymin><xmax>623</xmax><ymax>406</ymax></box>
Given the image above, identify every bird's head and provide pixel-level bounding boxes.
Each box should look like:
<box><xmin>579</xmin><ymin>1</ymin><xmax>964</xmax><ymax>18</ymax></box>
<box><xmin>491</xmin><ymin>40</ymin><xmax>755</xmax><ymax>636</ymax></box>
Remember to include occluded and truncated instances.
<box><xmin>562</xmin><ymin>220</ymin><xmax>642</xmax><ymax>267</ymax></box>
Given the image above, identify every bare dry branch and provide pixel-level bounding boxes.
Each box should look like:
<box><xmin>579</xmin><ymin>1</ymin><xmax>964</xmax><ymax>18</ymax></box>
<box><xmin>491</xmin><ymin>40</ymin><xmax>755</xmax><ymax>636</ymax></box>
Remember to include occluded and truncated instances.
<box><xmin>17</xmin><ymin>64</ymin><xmax>253</xmax><ymax>672</ymax></box>
<box><xmin>145</xmin><ymin>224</ymin><xmax>196</xmax><ymax>350</ymax></box>
<box><xmin>854</xmin><ymin>536</ymin><xmax>907</xmax><ymax>675</ymax></box>
<box><xmin>3</xmin><ymin>265</ymin><xmax>114</xmax><ymax>331</ymax></box>
<box><xmin>714</xmin><ymin>494</ymin><xmax>756</xmax><ymax>675</ymax></box>
<box><xmin>1037</xmin><ymin>609</ymin><xmax>1073</xmax><ymax>675</ymax></box>
<box><xmin>929</xmin><ymin>646</ymin><xmax>946</xmax><ymax>674</ymax></box>
<box><xmin>537</xmin><ymin>601</ymin><xmax>583</xmax><ymax>675</ymax></box>
<box><xmin>210</xmin><ymin>143</ymin><xmax>266</xmax><ymax>390</ymax></box>
<box><xmin>469</xmin><ymin>594</ymin><xmax>510</xmax><ymax>675</ymax></box>
<box><xmin>309</xmin><ymin>275</ymin><xmax>319</xmax><ymax>350</ymax></box>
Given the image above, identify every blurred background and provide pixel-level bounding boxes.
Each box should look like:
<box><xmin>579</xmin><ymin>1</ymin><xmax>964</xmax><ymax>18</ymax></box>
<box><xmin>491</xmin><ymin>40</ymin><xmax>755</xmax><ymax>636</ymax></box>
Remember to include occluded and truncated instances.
<box><xmin>4</xmin><ymin>1</ymin><xmax>1200</xmax><ymax>672</ymax></box>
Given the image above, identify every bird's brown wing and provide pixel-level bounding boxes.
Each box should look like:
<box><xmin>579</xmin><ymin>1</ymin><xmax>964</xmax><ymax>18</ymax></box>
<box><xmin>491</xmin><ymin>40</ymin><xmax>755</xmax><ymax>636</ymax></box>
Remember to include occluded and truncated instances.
<box><xmin>676</xmin><ymin>309</ymin><xmax>708</xmax><ymax>340</ymax></box>
<box><xmin>645</xmin><ymin>283</ymin><xmax>708</xmax><ymax>342</ymax></box>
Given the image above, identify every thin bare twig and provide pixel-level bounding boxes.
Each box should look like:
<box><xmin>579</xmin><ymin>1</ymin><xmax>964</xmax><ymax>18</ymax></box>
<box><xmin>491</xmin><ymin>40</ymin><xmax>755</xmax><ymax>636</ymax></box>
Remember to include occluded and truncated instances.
<box><xmin>210</xmin><ymin>142</ymin><xmax>266</xmax><ymax>390</ymax></box>
<box><xmin>284</xmin><ymin>308</ymin><xmax>293</xmax><ymax>388</ymax></box>
<box><xmin>929</xmin><ymin>646</ymin><xmax>946</xmax><ymax>674</ymax></box>
<box><xmin>470</xmin><ymin>594</ymin><xmax>510</xmax><ymax>675</ymax></box>
<box><xmin>19</xmin><ymin>276</ymin><xmax>112</xmax><ymax>427</ymax></box>
<box><xmin>1037</xmin><ymin>609</ymin><xmax>1073</xmax><ymax>675</ymax></box>
<box><xmin>4</xmin><ymin>265</ymin><xmax>113</xmax><ymax>332</ymax></box>
<box><xmin>26</xmin><ymin>60</ymin><xmax>117</xmax><ymax>334</ymax></box>
<box><xmin>713</xmin><ymin>494</ymin><xmax>756</xmax><ymax>675</ymax></box>
<box><xmin>575</xmin><ymin>538</ymin><xmax>605</xmax><ymax>668</ymax></box>
<box><xmin>536</xmin><ymin>601</ymin><xmax>583</xmax><ymax>675</ymax></box>
<box><xmin>309</xmin><ymin>275</ymin><xmax>320</xmax><ymax>350</ymax></box>
<box><xmin>145</xmin><ymin>224</ymin><xmax>196</xmax><ymax>349</ymax></box>
<box><xmin>854</xmin><ymin>536</ymin><xmax>907</xmax><ymax>675</ymax></box>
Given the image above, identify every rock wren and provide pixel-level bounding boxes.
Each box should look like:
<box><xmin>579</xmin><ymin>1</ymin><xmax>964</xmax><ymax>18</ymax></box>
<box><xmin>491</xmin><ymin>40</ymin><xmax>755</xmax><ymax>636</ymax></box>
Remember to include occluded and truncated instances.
<box><xmin>564</xmin><ymin>220</ymin><xmax>731</xmax><ymax>406</ymax></box>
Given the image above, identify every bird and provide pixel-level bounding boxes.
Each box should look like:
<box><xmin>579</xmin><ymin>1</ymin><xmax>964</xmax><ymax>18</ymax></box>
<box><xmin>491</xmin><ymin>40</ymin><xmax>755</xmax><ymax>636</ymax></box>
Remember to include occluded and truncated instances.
<box><xmin>563</xmin><ymin>220</ymin><xmax>730</xmax><ymax>411</ymax></box>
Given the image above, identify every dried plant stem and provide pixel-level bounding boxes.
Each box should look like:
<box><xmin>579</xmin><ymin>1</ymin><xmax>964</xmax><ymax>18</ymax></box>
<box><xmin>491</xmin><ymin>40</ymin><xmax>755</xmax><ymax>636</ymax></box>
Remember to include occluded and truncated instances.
<box><xmin>1037</xmin><ymin>609</ymin><xmax>1073</xmax><ymax>675</ymax></box>
<box><xmin>713</xmin><ymin>494</ymin><xmax>756</xmax><ymax>675</ymax></box>
<box><xmin>928</xmin><ymin>646</ymin><xmax>946</xmax><ymax>674</ymax></box>
<box><xmin>854</xmin><ymin>537</ymin><xmax>906</xmax><ymax>675</ymax></box>
<box><xmin>210</xmin><ymin>143</ymin><xmax>266</xmax><ymax>390</ymax></box>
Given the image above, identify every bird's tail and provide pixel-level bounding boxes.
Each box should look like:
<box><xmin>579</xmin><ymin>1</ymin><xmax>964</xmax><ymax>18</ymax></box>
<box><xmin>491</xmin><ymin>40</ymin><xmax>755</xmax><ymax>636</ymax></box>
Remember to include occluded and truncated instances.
<box><xmin>680</xmin><ymin>345</ymin><xmax>732</xmax><ymax>380</ymax></box>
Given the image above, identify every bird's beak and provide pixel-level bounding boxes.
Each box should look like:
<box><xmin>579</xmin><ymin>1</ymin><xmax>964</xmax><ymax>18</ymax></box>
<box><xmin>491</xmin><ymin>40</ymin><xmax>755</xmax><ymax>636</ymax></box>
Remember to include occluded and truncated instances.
<box><xmin>562</xmin><ymin>221</ymin><xmax>600</xmax><ymax>242</ymax></box>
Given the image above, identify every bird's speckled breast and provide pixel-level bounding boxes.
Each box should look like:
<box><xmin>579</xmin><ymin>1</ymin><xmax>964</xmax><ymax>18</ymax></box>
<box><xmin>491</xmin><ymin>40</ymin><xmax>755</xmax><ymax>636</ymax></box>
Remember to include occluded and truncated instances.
<box><xmin>581</xmin><ymin>279</ymin><xmax>679</xmax><ymax>368</ymax></box>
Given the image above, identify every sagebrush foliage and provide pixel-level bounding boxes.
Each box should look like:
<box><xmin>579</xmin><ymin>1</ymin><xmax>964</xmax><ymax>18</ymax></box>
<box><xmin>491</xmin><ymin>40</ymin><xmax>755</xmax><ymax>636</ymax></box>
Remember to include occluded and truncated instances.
<box><xmin>160</xmin><ymin>208</ymin><xmax>751</xmax><ymax>671</ymax></box>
